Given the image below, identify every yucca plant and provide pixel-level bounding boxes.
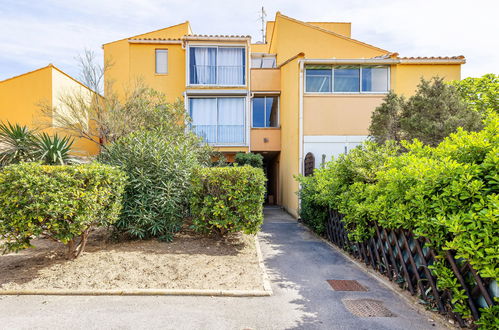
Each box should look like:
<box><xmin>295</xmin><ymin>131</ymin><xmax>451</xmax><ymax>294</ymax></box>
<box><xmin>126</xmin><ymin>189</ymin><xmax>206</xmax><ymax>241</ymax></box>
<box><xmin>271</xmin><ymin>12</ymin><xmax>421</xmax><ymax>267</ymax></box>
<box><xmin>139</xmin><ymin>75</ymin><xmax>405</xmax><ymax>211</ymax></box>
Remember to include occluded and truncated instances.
<box><xmin>0</xmin><ymin>122</ymin><xmax>37</xmax><ymax>166</ymax></box>
<box><xmin>34</xmin><ymin>132</ymin><xmax>74</xmax><ymax>165</ymax></box>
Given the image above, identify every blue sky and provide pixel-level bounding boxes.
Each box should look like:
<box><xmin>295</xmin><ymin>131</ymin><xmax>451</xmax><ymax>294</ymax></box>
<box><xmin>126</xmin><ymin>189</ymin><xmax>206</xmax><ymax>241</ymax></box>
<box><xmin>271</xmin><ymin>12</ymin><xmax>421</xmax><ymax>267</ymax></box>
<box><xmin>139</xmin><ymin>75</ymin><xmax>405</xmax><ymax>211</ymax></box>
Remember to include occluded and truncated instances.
<box><xmin>1</xmin><ymin>0</ymin><xmax>498</xmax><ymax>82</ymax></box>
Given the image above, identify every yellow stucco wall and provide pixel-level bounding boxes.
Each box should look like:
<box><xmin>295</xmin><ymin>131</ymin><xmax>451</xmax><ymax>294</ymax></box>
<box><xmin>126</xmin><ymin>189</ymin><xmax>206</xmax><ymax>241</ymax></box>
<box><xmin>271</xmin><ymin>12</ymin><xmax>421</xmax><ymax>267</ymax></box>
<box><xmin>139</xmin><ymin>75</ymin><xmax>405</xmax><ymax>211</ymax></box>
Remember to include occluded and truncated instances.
<box><xmin>303</xmin><ymin>95</ymin><xmax>386</xmax><ymax>135</ymax></box>
<box><xmin>393</xmin><ymin>64</ymin><xmax>461</xmax><ymax>96</ymax></box>
<box><xmin>51</xmin><ymin>68</ymin><xmax>100</xmax><ymax>156</ymax></box>
<box><xmin>0</xmin><ymin>65</ymin><xmax>99</xmax><ymax>156</ymax></box>
<box><xmin>250</xmin><ymin>128</ymin><xmax>281</xmax><ymax>151</ymax></box>
<box><xmin>250</xmin><ymin>69</ymin><xmax>280</xmax><ymax>91</ymax></box>
<box><xmin>279</xmin><ymin>56</ymin><xmax>301</xmax><ymax>218</ymax></box>
<box><xmin>104</xmin><ymin>22</ymin><xmax>191</xmax><ymax>100</ymax></box>
<box><xmin>0</xmin><ymin>66</ymin><xmax>52</xmax><ymax>127</ymax></box>
<box><xmin>269</xmin><ymin>14</ymin><xmax>386</xmax><ymax>63</ymax></box>
<box><xmin>129</xmin><ymin>43</ymin><xmax>185</xmax><ymax>102</ymax></box>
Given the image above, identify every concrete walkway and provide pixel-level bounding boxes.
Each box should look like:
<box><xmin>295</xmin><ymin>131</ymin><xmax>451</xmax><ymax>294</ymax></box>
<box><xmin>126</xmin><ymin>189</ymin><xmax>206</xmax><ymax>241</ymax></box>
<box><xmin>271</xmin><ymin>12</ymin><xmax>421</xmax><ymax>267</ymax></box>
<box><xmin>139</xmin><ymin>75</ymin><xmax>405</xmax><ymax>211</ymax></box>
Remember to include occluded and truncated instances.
<box><xmin>0</xmin><ymin>208</ymin><xmax>441</xmax><ymax>330</ymax></box>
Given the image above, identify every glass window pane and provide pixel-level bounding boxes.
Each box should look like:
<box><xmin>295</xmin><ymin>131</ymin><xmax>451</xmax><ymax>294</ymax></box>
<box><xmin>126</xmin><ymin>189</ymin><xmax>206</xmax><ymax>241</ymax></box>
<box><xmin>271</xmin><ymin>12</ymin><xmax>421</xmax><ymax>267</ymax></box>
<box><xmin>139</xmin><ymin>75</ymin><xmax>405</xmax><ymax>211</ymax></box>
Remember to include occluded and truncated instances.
<box><xmin>252</xmin><ymin>97</ymin><xmax>265</xmax><ymax>127</ymax></box>
<box><xmin>251</xmin><ymin>57</ymin><xmax>262</xmax><ymax>68</ymax></box>
<box><xmin>155</xmin><ymin>50</ymin><xmax>168</xmax><ymax>74</ymax></box>
<box><xmin>218</xmin><ymin>98</ymin><xmax>245</xmax><ymax>144</ymax></box>
<box><xmin>334</xmin><ymin>66</ymin><xmax>360</xmax><ymax>92</ymax></box>
<box><xmin>265</xmin><ymin>96</ymin><xmax>278</xmax><ymax>127</ymax></box>
<box><xmin>362</xmin><ymin>66</ymin><xmax>388</xmax><ymax>92</ymax></box>
<box><xmin>190</xmin><ymin>47</ymin><xmax>217</xmax><ymax>84</ymax></box>
<box><xmin>190</xmin><ymin>98</ymin><xmax>217</xmax><ymax>143</ymax></box>
<box><xmin>217</xmin><ymin>47</ymin><xmax>245</xmax><ymax>85</ymax></box>
<box><xmin>262</xmin><ymin>56</ymin><xmax>276</xmax><ymax>68</ymax></box>
<box><xmin>306</xmin><ymin>69</ymin><xmax>331</xmax><ymax>92</ymax></box>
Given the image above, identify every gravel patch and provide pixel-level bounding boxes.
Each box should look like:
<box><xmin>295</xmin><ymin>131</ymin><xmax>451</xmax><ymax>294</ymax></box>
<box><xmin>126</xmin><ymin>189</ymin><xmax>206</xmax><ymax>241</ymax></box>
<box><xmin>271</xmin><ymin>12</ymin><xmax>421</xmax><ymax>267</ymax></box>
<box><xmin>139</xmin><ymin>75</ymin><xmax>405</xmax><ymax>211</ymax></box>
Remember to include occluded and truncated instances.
<box><xmin>0</xmin><ymin>229</ymin><xmax>264</xmax><ymax>292</ymax></box>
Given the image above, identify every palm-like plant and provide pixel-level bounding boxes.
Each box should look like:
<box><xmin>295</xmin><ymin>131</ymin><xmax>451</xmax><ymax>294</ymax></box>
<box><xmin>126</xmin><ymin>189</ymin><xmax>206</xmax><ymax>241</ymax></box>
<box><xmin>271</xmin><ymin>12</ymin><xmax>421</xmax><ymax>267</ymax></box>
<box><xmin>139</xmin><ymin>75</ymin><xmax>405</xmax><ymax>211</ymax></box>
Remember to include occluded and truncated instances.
<box><xmin>0</xmin><ymin>122</ymin><xmax>37</xmax><ymax>165</ymax></box>
<box><xmin>34</xmin><ymin>133</ymin><xmax>74</xmax><ymax>165</ymax></box>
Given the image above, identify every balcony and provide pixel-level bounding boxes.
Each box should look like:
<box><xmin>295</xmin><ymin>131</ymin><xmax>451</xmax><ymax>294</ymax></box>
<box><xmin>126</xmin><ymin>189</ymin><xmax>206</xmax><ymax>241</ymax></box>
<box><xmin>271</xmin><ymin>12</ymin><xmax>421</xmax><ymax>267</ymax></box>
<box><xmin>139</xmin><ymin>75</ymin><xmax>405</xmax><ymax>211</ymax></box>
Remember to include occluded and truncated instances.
<box><xmin>250</xmin><ymin>128</ymin><xmax>280</xmax><ymax>151</ymax></box>
<box><xmin>250</xmin><ymin>69</ymin><xmax>280</xmax><ymax>91</ymax></box>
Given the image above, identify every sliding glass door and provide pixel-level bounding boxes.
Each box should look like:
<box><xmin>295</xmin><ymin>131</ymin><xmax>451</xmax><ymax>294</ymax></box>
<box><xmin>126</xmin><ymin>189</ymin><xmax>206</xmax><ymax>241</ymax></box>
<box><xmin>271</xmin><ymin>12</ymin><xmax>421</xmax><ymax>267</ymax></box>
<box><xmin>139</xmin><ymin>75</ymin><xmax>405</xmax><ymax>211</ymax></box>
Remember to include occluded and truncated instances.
<box><xmin>189</xmin><ymin>97</ymin><xmax>245</xmax><ymax>145</ymax></box>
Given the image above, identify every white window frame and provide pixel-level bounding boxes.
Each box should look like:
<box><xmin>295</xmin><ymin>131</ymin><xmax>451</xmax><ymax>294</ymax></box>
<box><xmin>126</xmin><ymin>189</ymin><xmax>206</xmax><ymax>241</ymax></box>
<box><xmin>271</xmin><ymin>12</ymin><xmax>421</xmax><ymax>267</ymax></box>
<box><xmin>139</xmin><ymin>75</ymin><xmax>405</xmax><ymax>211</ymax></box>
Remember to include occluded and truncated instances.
<box><xmin>187</xmin><ymin>45</ymin><xmax>247</xmax><ymax>87</ymax></box>
<box><xmin>304</xmin><ymin>65</ymin><xmax>391</xmax><ymax>94</ymax></box>
<box><xmin>187</xmin><ymin>96</ymin><xmax>247</xmax><ymax>146</ymax></box>
<box><xmin>251</xmin><ymin>95</ymin><xmax>280</xmax><ymax>128</ymax></box>
<box><xmin>155</xmin><ymin>49</ymin><xmax>168</xmax><ymax>74</ymax></box>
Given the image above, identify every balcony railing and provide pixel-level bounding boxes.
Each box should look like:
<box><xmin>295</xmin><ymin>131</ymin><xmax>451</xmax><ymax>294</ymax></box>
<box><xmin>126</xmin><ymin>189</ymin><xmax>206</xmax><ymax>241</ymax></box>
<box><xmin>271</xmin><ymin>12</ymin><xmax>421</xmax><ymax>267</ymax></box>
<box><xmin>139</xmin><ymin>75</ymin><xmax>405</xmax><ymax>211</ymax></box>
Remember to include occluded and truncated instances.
<box><xmin>191</xmin><ymin>124</ymin><xmax>245</xmax><ymax>145</ymax></box>
<box><xmin>190</xmin><ymin>65</ymin><xmax>245</xmax><ymax>86</ymax></box>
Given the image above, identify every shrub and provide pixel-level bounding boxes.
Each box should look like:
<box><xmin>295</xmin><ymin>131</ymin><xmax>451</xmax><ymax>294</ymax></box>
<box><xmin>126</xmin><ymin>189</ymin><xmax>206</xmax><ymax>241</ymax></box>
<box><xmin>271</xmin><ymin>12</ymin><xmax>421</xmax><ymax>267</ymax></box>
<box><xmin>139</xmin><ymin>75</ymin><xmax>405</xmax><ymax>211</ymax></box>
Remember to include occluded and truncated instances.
<box><xmin>299</xmin><ymin>113</ymin><xmax>499</xmax><ymax>325</ymax></box>
<box><xmin>99</xmin><ymin>130</ymin><xmax>210</xmax><ymax>241</ymax></box>
<box><xmin>0</xmin><ymin>122</ymin><xmax>75</xmax><ymax>166</ymax></box>
<box><xmin>297</xmin><ymin>174</ymin><xmax>328</xmax><ymax>235</ymax></box>
<box><xmin>190</xmin><ymin>166</ymin><xmax>266</xmax><ymax>236</ymax></box>
<box><xmin>0</xmin><ymin>162</ymin><xmax>126</xmax><ymax>259</ymax></box>
<box><xmin>235</xmin><ymin>152</ymin><xmax>264</xmax><ymax>168</ymax></box>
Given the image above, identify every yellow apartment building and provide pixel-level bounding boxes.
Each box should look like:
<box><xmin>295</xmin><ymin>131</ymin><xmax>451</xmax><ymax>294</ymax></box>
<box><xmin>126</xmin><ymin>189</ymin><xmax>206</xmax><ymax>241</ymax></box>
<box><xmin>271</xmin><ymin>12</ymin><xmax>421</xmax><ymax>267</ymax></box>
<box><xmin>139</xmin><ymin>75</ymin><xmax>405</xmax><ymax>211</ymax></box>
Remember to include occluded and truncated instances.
<box><xmin>103</xmin><ymin>12</ymin><xmax>464</xmax><ymax>217</ymax></box>
<box><xmin>0</xmin><ymin>64</ymin><xmax>100</xmax><ymax>156</ymax></box>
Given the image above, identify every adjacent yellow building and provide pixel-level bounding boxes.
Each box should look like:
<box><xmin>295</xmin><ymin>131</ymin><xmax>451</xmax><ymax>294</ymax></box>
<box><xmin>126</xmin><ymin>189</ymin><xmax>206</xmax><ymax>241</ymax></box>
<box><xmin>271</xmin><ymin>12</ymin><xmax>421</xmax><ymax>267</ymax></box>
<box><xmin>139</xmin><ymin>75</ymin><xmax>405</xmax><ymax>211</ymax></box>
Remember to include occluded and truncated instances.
<box><xmin>0</xmin><ymin>64</ymin><xmax>100</xmax><ymax>156</ymax></box>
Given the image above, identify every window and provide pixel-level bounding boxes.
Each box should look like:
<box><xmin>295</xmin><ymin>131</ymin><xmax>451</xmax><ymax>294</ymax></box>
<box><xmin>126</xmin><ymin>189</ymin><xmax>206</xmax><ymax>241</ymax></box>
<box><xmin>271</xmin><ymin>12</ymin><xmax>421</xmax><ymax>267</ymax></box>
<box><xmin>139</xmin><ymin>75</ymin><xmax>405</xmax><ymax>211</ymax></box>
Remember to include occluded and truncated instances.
<box><xmin>189</xmin><ymin>97</ymin><xmax>245</xmax><ymax>145</ymax></box>
<box><xmin>251</xmin><ymin>54</ymin><xmax>277</xmax><ymax>68</ymax></box>
<box><xmin>305</xmin><ymin>65</ymin><xmax>389</xmax><ymax>93</ymax></box>
<box><xmin>305</xmin><ymin>66</ymin><xmax>331</xmax><ymax>93</ymax></box>
<box><xmin>361</xmin><ymin>66</ymin><xmax>389</xmax><ymax>92</ymax></box>
<box><xmin>155</xmin><ymin>49</ymin><xmax>168</xmax><ymax>74</ymax></box>
<box><xmin>334</xmin><ymin>66</ymin><xmax>360</xmax><ymax>92</ymax></box>
<box><xmin>252</xmin><ymin>96</ymin><xmax>278</xmax><ymax>127</ymax></box>
<box><xmin>189</xmin><ymin>47</ymin><xmax>245</xmax><ymax>85</ymax></box>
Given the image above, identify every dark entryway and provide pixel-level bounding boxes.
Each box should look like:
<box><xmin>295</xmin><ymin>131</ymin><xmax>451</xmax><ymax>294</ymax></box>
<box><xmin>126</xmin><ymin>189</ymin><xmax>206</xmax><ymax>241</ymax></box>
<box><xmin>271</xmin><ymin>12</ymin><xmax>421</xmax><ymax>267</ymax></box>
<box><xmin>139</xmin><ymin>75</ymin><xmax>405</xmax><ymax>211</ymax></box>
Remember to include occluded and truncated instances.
<box><xmin>257</xmin><ymin>151</ymin><xmax>280</xmax><ymax>205</ymax></box>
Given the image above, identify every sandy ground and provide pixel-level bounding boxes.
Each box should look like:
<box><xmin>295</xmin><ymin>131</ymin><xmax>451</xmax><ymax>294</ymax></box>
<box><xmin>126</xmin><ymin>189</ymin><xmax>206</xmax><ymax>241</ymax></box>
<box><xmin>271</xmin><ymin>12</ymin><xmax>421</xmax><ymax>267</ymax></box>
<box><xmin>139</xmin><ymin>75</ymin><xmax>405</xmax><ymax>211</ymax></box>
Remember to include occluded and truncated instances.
<box><xmin>0</xmin><ymin>228</ymin><xmax>264</xmax><ymax>291</ymax></box>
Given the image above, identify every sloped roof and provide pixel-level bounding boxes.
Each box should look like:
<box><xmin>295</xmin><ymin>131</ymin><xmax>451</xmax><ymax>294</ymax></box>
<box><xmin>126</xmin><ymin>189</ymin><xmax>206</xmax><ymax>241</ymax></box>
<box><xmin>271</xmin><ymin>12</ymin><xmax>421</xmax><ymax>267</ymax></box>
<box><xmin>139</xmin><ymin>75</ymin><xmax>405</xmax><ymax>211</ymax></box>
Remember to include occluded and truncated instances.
<box><xmin>0</xmin><ymin>64</ymin><xmax>94</xmax><ymax>93</ymax></box>
<box><xmin>270</xmin><ymin>12</ymin><xmax>389</xmax><ymax>54</ymax></box>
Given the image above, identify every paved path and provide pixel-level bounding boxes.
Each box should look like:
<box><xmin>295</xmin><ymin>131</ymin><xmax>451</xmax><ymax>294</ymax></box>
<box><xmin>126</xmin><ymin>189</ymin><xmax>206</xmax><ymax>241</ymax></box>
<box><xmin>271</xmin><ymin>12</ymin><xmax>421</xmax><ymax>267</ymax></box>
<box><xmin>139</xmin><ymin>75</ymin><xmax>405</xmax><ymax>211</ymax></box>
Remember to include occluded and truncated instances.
<box><xmin>0</xmin><ymin>208</ymin><xmax>441</xmax><ymax>330</ymax></box>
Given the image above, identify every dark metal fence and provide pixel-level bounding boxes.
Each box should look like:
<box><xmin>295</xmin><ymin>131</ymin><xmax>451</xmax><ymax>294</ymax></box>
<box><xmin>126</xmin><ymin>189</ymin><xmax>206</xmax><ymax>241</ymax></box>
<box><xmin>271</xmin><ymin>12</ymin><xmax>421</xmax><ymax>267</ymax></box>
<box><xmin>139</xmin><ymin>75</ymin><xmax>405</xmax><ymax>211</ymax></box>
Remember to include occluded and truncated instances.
<box><xmin>325</xmin><ymin>209</ymin><xmax>496</xmax><ymax>327</ymax></box>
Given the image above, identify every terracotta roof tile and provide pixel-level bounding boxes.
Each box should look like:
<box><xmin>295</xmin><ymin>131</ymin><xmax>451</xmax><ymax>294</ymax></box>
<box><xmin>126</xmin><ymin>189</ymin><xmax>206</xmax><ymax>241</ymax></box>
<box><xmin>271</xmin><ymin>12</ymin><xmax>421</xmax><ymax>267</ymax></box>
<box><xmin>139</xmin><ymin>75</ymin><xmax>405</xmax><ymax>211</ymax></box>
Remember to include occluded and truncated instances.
<box><xmin>397</xmin><ymin>55</ymin><xmax>465</xmax><ymax>60</ymax></box>
<box><xmin>128</xmin><ymin>37</ymin><xmax>182</xmax><ymax>41</ymax></box>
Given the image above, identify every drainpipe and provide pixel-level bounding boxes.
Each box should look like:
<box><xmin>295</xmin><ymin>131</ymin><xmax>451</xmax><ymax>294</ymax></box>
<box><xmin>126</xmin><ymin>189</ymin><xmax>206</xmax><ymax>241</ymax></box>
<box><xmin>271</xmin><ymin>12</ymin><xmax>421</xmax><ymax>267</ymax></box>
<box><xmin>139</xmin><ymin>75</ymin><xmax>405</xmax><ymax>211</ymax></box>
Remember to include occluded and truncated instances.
<box><xmin>298</xmin><ymin>59</ymin><xmax>305</xmax><ymax>212</ymax></box>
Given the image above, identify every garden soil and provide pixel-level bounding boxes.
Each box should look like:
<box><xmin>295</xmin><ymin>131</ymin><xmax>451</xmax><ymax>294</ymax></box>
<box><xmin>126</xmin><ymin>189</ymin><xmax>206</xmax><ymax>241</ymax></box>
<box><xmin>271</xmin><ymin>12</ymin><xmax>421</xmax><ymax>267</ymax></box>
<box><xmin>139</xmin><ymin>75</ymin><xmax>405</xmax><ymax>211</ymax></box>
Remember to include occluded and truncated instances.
<box><xmin>0</xmin><ymin>229</ymin><xmax>264</xmax><ymax>291</ymax></box>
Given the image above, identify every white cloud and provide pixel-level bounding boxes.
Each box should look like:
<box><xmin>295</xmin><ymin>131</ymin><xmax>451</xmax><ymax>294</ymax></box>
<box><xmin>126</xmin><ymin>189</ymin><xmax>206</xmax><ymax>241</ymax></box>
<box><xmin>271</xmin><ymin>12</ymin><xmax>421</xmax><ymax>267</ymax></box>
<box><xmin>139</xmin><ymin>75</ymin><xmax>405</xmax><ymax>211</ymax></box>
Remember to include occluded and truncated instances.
<box><xmin>0</xmin><ymin>0</ymin><xmax>497</xmax><ymax>80</ymax></box>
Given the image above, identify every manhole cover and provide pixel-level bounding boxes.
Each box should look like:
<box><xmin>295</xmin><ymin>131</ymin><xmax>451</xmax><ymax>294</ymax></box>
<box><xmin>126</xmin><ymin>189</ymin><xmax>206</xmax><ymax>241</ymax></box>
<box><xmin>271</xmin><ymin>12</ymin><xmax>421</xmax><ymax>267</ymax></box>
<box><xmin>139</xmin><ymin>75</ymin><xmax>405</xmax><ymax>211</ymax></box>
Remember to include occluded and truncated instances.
<box><xmin>342</xmin><ymin>299</ymin><xmax>394</xmax><ymax>317</ymax></box>
<box><xmin>327</xmin><ymin>280</ymin><xmax>368</xmax><ymax>291</ymax></box>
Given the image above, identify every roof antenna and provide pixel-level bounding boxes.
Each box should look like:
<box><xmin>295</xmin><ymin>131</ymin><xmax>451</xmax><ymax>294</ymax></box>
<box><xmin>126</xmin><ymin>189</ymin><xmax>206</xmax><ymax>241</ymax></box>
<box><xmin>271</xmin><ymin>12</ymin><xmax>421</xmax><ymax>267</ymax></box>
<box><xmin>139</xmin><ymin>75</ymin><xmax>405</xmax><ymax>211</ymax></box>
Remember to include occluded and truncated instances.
<box><xmin>259</xmin><ymin>6</ymin><xmax>267</xmax><ymax>43</ymax></box>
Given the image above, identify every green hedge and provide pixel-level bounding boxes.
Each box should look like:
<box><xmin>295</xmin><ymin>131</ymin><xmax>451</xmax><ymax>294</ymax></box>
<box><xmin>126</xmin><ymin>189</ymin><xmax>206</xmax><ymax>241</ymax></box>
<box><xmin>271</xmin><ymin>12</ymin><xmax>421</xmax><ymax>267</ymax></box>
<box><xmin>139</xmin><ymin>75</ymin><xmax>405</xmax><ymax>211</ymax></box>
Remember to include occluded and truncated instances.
<box><xmin>298</xmin><ymin>113</ymin><xmax>499</xmax><ymax>325</ymax></box>
<box><xmin>0</xmin><ymin>162</ymin><xmax>126</xmax><ymax>258</ymax></box>
<box><xmin>190</xmin><ymin>166</ymin><xmax>266</xmax><ymax>236</ymax></box>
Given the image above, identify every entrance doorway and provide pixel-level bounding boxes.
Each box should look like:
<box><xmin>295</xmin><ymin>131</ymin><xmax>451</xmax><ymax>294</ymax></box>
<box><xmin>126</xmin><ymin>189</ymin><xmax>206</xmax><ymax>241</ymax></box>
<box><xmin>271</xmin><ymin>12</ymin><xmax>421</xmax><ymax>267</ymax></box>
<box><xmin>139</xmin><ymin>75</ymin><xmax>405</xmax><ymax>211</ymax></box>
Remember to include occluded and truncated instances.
<box><xmin>256</xmin><ymin>151</ymin><xmax>280</xmax><ymax>205</ymax></box>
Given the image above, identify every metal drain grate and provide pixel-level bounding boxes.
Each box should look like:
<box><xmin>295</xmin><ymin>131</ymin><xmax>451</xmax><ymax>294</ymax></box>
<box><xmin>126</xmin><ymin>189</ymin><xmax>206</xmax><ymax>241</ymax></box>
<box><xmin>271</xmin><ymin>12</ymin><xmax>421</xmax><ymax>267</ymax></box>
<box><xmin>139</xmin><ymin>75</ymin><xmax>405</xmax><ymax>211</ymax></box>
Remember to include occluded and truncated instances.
<box><xmin>342</xmin><ymin>299</ymin><xmax>394</xmax><ymax>317</ymax></box>
<box><xmin>327</xmin><ymin>280</ymin><xmax>368</xmax><ymax>291</ymax></box>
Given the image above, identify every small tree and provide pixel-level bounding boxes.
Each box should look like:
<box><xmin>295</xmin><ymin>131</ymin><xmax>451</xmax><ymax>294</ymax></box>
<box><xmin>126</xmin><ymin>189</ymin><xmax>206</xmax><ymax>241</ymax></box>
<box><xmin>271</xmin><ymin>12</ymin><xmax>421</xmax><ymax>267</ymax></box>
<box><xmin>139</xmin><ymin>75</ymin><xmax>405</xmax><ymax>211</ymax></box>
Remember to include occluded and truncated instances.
<box><xmin>369</xmin><ymin>91</ymin><xmax>404</xmax><ymax>144</ymax></box>
<box><xmin>369</xmin><ymin>77</ymin><xmax>483</xmax><ymax>147</ymax></box>
<box><xmin>39</xmin><ymin>50</ymin><xmax>190</xmax><ymax>148</ymax></box>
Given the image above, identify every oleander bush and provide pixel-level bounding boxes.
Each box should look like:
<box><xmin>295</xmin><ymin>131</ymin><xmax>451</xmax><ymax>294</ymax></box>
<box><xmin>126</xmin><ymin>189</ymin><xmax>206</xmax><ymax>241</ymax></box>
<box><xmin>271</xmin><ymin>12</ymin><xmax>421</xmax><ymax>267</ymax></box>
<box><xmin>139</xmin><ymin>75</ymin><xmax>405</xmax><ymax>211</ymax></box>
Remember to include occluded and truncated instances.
<box><xmin>298</xmin><ymin>113</ymin><xmax>499</xmax><ymax>326</ymax></box>
<box><xmin>0</xmin><ymin>162</ymin><xmax>126</xmax><ymax>259</ymax></box>
<box><xmin>99</xmin><ymin>130</ymin><xmax>211</xmax><ymax>241</ymax></box>
<box><xmin>190</xmin><ymin>166</ymin><xmax>266</xmax><ymax>236</ymax></box>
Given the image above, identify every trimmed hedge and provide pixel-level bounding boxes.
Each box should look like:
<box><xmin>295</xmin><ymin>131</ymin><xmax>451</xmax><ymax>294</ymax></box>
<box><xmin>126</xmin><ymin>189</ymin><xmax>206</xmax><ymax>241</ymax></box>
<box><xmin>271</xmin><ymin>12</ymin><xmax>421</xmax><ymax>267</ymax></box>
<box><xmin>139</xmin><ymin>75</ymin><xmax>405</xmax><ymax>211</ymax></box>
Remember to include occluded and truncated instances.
<box><xmin>190</xmin><ymin>166</ymin><xmax>266</xmax><ymax>236</ymax></box>
<box><xmin>298</xmin><ymin>113</ymin><xmax>499</xmax><ymax>326</ymax></box>
<box><xmin>0</xmin><ymin>162</ymin><xmax>127</xmax><ymax>258</ymax></box>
